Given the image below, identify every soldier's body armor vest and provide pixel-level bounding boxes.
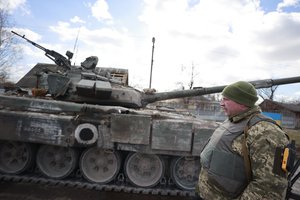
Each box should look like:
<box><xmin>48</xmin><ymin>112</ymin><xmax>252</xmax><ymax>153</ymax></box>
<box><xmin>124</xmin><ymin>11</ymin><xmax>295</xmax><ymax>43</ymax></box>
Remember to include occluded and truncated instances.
<box><xmin>200</xmin><ymin>114</ymin><xmax>275</xmax><ymax>198</ymax></box>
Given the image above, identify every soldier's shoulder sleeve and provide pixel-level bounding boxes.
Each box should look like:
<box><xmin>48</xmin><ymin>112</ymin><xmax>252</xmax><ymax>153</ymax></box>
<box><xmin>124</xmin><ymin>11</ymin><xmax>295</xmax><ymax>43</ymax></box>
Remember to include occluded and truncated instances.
<box><xmin>239</xmin><ymin>121</ymin><xmax>289</xmax><ymax>200</ymax></box>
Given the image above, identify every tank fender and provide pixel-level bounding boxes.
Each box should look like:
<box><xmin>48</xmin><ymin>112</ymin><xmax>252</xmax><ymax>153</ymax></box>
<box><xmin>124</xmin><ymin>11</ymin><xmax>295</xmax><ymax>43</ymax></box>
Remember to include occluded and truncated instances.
<box><xmin>97</xmin><ymin>125</ymin><xmax>114</xmax><ymax>149</ymax></box>
<box><xmin>74</xmin><ymin>123</ymin><xmax>98</xmax><ymax>145</ymax></box>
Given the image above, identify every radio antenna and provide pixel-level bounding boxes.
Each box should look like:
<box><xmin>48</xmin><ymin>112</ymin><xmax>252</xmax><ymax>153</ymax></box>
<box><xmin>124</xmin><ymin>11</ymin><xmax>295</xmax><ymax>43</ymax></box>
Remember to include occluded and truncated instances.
<box><xmin>73</xmin><ymin>27</ymin><xmax>81</xmax><ymax>65</ymax></box>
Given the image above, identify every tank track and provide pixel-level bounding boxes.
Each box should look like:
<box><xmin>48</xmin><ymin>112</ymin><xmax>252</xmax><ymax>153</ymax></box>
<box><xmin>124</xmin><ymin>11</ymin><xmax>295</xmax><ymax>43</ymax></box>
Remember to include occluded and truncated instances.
<box><xmin>0</xmin><ymin>171</ymin><xmax>197</xmax><ymax>197</ymax></box>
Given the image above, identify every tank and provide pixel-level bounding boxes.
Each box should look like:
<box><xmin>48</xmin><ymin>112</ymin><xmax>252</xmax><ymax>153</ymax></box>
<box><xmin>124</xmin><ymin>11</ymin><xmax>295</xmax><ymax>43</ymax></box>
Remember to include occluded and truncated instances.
<box><xmin>0</xmin><ymin>31</ymin><xmax>300</xmax><ymax>195</ymax></box>
<box><xmin>0</xmin><ymin>62</ymin><xmax>221</xmax><ymax>192</ymax></box>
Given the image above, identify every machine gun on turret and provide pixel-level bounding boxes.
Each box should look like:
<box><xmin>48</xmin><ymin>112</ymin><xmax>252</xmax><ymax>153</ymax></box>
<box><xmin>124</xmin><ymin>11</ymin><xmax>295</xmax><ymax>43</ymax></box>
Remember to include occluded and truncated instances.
<box><xmin>11</xmin><ymin>31</ymin><xmax>73</xmax><ymax>70</ymax></box>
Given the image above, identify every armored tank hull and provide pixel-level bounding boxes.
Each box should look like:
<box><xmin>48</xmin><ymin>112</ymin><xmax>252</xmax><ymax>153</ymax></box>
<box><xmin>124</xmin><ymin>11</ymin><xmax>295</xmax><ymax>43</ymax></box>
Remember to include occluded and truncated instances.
<box><xmin>0</xmin><ymin>92</ymin><xmax>218</xmax><ymax>193</ymax></box>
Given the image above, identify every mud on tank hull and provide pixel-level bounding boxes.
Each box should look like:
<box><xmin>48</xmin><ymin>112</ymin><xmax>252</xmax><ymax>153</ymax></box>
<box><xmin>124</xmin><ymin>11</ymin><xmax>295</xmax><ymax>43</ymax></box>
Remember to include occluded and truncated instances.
<box><xmin>0</xmin><ymin>94</ymin><xmax>218</xmax><ymax>191</ymax></box>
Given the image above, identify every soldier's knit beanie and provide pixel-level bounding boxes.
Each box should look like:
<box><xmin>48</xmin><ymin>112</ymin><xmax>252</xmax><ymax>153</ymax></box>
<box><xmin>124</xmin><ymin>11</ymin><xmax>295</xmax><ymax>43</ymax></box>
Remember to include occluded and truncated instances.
<box><xmin>222</xmin><ymin>81</ymin><xmax>258</xmax><ymax>107</ymax></box>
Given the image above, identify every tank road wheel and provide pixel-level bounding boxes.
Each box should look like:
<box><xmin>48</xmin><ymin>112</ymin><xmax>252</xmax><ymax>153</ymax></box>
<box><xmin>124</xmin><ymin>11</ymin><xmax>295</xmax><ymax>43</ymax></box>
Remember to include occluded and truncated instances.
<box><xmin>125</xmin><ymin>153</ymin><xmax>164</xmax><ymax>188</ymax></box>
<box><xmin>36</xmin><ymin>145</ymin><xmax>78</xmax><ymax>179</ymax></box>
<box><xmin>80</xmin><ymin>147</ymin><xmax>121</xmax><ymax>184</ymax></box>
<box><xmin>171</xmin><ymin>156</ymin><xmax>201</xmax><ymax>190</ymax></box>
<box><xmin>0</xmin><ymin>141</ymin><xmax>34</xmax><ymax>174</ymax></box>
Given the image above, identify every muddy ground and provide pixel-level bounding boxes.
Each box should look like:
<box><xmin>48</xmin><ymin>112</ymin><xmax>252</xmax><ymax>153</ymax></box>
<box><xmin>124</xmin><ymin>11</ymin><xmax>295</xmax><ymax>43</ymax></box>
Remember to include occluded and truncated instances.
<box><xmin>0</xmin><ymin>182</ymin><xmax>201</xmax><ymax>200</ymax></box>
<box><xmin>0</xmin><ymin>167</ymin><xmax>299</xmax><ymax>200</ymax></box>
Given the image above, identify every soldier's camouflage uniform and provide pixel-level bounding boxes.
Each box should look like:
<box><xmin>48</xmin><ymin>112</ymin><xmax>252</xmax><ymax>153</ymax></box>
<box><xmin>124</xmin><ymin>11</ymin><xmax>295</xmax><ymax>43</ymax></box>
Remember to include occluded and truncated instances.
<box><xmin>198</xmin><ymin>106</ymin><xmax>289</xmax><ymax>200</ymax></box>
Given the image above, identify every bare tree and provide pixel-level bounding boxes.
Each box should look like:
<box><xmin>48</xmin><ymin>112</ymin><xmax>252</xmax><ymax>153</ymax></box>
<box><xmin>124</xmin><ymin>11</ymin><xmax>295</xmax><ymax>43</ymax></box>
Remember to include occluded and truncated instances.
<box><xmin>0</xmin><ymin>9</ymin><xmax>22</xmax><ymax>83</ymax></box>
<box><xmin>187</xmin><ymin>63</ymin><xmax>195</xmax><ymax>90</ymax></box>
<box><xmin>176</xmin><ymin>63</ymin><xmax>198</xmax><ymax>90</ymax></box>
<box><xmin>258</xmin><ymin>86</ymin><xmax>278</xmax><ymax>100</ymax></box>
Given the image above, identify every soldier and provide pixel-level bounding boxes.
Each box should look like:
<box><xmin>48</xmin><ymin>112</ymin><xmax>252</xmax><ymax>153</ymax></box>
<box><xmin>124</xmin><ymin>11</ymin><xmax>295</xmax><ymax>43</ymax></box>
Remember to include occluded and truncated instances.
<box><xmin>198</xmin><ymin>81</ymin><xmax>289</xmax><ymax>199</ymax></box>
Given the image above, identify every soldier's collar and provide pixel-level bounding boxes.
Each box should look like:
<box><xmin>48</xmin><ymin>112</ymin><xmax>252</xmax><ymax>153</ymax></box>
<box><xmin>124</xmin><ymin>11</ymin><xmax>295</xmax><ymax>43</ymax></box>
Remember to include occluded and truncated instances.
<box><xmin>230</xmin><ymin>106</ymin><xmax>261</xmax><ymax>123</ymax></box>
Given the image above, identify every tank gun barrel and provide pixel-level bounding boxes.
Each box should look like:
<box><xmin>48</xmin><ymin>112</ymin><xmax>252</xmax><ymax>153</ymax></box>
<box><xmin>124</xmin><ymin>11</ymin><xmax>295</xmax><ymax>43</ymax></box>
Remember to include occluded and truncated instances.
<box><xmin>141</xmin><ymin>76</ymin><xmax>300</xmax><ymax>106</ymax></box>
<box><xmin>249</xmin><ymin>76</ymin><xmax>300</xmax><ymax>88</ymax></box>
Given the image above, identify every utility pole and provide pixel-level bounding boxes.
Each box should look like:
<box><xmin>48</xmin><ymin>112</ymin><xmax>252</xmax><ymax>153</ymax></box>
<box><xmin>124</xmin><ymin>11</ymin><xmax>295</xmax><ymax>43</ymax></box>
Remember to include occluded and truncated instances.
<box><xmin>149</xmin><ymin>37</ymin><xmax>155</xmax><ymax>88</ymax></box>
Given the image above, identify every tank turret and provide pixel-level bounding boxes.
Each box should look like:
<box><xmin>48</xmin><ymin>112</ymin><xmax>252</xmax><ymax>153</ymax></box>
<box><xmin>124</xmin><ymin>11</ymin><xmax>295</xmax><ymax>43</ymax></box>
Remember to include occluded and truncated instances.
<box><xmin>14</xmin><ymin>63</ymin><xmax>300</xmax><ymax>108</ymax></box>
<box><xmin>11</xmin><ymin>31</ymin><xmax>300</xmax><ymax>108</ymax></box>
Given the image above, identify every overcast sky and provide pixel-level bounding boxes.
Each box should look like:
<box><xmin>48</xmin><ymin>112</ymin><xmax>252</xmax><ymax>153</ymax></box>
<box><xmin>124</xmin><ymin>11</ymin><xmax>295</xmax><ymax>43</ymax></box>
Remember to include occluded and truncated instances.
<box><xmin>1</xmin><ymin>0</ymin><xmax>300</xmax><ymax>101</ymax></box>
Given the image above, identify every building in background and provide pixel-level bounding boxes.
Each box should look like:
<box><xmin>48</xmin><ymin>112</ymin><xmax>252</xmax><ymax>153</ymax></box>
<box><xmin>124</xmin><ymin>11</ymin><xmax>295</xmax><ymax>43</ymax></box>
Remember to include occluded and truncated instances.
<box><xmin>259</xmin><ymin>99</ymin><xmax>300</xmax><ymax>129</ymax></box>
<box><xmin>151</xmin><ymin>97</ymin><xmax>300</xmax><ymax>129</ymax></box>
